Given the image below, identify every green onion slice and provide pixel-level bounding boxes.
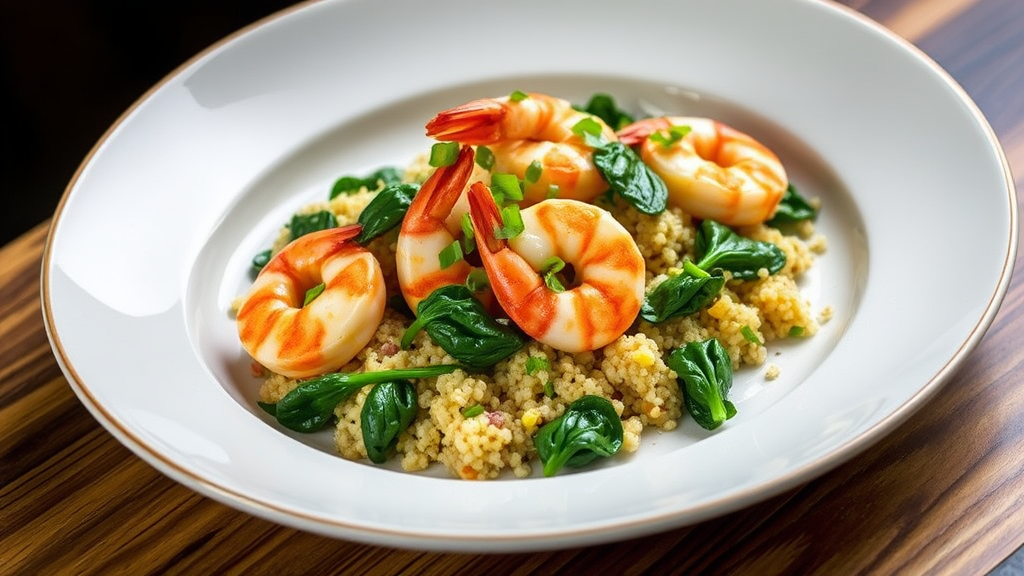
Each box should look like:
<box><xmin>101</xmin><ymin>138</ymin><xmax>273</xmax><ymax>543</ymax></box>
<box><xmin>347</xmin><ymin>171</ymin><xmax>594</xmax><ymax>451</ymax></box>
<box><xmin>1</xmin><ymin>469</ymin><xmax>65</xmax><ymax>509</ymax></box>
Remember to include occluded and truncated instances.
<box><xmin>303</xmin><ymin>282</ymin><xmax>326</xmax><ymax>306</ymax></box>
<box><xmin>438</xmin><ymin>240</ymin><xmax>464</xmax><ymax>269</ymax></box>
<box><xmin>429</xmin><ymin>142</ymin><xmax>460</xmax><ymax>167</ymax></box>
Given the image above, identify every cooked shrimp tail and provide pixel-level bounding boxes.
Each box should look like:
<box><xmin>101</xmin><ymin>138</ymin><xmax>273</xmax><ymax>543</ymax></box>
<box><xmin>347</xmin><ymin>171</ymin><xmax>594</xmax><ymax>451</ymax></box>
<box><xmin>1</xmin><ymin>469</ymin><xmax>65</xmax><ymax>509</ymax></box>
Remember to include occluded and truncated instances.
<box><xmin>424</xmin><ymin>98</ymin><xmax>507</xmax><ymax>144</ymax></box>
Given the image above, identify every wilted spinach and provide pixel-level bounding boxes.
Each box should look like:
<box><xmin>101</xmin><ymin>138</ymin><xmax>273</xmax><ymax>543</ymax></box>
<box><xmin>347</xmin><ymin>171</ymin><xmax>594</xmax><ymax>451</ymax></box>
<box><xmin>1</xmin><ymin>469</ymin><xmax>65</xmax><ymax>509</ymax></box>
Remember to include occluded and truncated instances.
<box><xmin>400</xmin><ymin>285</ymin><xmax>524</xmax><ymax>368</ymax></box>
<box><xmin>259</xmin><ymin>365</ymin><xmax>460</xmax><ymax>433</ymax></box>
<box><xmin>767</xmin><ymin>183</ymin><xmax>818</xmax><ymax>227</ymax></box>
<box><xmin>356</xmin><ymin>182</ymin><xmax>419</xmax><ymax>244</ymax></box>
<box><xmin>330</xmin><ymin>166</ymin><xmax>403</xmax><ymax>199</ymax></box>
<box><xmin>641</xmin><ymin>261</ymin><xmax>726</xmax><ymax>323</ymax></box>
<box><xmin>534</xmin><ymin>395</ymin><xmax>623</xmax><ymax>477</ymax></box>
<box><xmin>289</xmin><ymin>210</ymin><xmax>338</xmax><ymax>239</ymax></box>
<box><xmin>666</xmin><ymin>338</ymin><xmax>736</xmax><ymax>430</ymax></box>
<box><xmin>694</xmin><ymin>220</ymin><xmax>786</xmax><ymax>280</ymax></box>
<box><xmin>575</xmin><ymin>93</ymin><xmax>635</xmax><ymax>131</ymax></box>
<box><xmin>361</xmin><ymin>380</ymin><xmax>418</xmax><ymax>464</ymax></box>
<box><xmin>573</xmin><ymin>118</ymin><xmax>667</xmax><ymax>215</ymax></box>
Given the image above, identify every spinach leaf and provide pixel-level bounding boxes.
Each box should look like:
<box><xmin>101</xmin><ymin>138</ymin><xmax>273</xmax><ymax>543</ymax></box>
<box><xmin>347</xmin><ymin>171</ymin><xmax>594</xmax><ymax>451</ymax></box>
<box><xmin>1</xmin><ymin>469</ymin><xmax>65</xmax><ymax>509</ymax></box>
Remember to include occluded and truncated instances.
<box><xmin>251</xmin><ymin>249</ymin><xmax>272</xmax><ymax>275</ymax></box>
<box><xmin>576</xmin><ymin>93</ymin><xmax>634</xmax><ymax>130</ymax></box>
<box><xmin>666</xmin><ymin>338</ymin><xmax>736</xmax><ymax>430</ymax></box>
<box><xmin>572</xmin><ymin>119</ymin><xmax>667</xmax><ymax>216</ymax></box>
<box><xmin>265</xmin><ymin>365</ymin><xmax>461</xmax><ymax>433</ymax></box>
<box><xmin>641</xmin><ymin>261</ymin><xmax>726</xmax><ymax>323</ymax></box>
<box><xmin>534</xmin><ymin>395</ymin><xmax>623</xmax><ymax>477</ymax></box>
<box><xmin>289</xmin><ymin>210</ymin><xmax>338</xmax><ymax>239</ymax></box>
<box><xmin>592</xmin><ymin>141</ymin><xmax>668</xmax><ymax>215</ymax></box>
<box><xmin>356</xmin><ymin>182</ymin><xmax>419</xmax><ymax>244</ymax></box>
<box><xmin>361</xmin><ymin>380</ymin><xmax>418</xmax><ymax>464</ymax></box>
<box><xmin>767</xmin><ymin>183</ymin><xmax>818</xmax><ymax>227</ymax></box>
<box><xmin>400</xmin><ymin>285</ymin><xmax>524</xmax><ymax>368</ymax></box>
<box><xmin>694</xmin><ymin>219</ymin><xmax>786</xmax><ymax>280</ymax></box>
<box><xmin>330</xmin><ymin>166</ymin><xmax>403</xmax><ymax>199</ymax></box>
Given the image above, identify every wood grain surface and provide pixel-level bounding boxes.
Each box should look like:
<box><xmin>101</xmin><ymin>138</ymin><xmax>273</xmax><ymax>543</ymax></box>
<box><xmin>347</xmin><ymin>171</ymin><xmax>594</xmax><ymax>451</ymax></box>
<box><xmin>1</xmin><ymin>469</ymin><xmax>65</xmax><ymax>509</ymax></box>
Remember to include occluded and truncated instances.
<box><xmin>3</xmin><ymin>0</ymin><xmax>1023</xmax><ymax>574</ymax></box>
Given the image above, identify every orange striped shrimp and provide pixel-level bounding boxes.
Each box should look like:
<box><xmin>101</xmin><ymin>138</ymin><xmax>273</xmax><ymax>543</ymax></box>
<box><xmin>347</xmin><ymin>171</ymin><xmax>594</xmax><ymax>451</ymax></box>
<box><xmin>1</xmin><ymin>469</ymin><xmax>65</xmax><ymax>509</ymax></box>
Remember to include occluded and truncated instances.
<box><xmin>618</xmin><ymin>117</ymin><xmax>787</xmax><ymax>226</ymax></box>
<box><xmin>395</xmin><ymin>144</ymin><xmax>485</xmax><ymax>313</ymax></box>
<box><xmin>236</xmin><ymin>224</ymin><xmax>386</xmax><ymax>378</ymax></box>
<box><xmin>425</xmin><ymin>92</ymin><xmax>617</xmax><ymax>205</ymax></box>
<box><xmin>466</xmin><ymin>182</ymin><xmax>645</xmax><ymax>352</ymax></box>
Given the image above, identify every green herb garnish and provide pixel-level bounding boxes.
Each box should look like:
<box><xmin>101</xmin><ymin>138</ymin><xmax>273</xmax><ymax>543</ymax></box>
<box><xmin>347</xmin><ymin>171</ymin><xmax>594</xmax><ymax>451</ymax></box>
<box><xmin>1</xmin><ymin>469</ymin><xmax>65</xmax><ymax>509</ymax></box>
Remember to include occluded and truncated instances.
<box><xmin>303</xmin><ymin>282</ymin><xmax>326</xmax><ymax>306</ymax></box>
<box><xmin>429</xmin><ymin>142</ymin><xmax>461</xmax><ymax>167</ymax></box>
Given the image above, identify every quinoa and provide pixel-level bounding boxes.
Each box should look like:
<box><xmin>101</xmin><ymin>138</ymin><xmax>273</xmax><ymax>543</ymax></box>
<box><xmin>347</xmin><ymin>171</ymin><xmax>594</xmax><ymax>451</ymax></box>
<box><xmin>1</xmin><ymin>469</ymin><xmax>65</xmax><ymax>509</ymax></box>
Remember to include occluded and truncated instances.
<box><xmin>242</xmin><ymin>153</ymin><xmax>827</xmax><ymax>480</ymax></box>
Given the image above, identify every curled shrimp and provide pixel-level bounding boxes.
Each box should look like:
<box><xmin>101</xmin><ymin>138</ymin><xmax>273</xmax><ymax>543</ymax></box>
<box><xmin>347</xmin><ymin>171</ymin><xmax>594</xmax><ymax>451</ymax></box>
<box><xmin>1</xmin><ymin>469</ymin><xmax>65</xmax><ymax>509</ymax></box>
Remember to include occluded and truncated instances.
<box><xmin>425</xmin><ymin>92</ymin><xmax>617</xmax><ymax>205</ymax></box>
<box><xmin>618</xmin><ymin>117</ymin><xmax>787</xmax><ymax>226</ymax></box>
<box><xmin>395</xmin><ymin>144</ymin><xmax>487</xmax><ymax>313</ymax></box>
<box><xmin>467</xmin><ymin>182</ymin><xmax>645</xmax><ymax>352</ymax></box>
<box><xmin>237</xmin><ymin>224</ymin><xmax>386</xmax><ymax>379</ymax></box>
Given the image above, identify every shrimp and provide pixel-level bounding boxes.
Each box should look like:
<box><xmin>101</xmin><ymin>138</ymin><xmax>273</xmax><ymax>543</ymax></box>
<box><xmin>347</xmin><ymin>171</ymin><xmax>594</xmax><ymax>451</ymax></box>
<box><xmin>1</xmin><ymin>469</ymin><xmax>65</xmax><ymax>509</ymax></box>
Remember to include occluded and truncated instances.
<box><xmin>467</xmin><ymin>182</ymin><xmax>645</xmax><ymax>352</ymax></box>
<box><xmin>395</xmin><ymin>144</ymin><xmax>487</xmax><ymax>313</ymax></box>
<box><xmin>236</xmin><ymin>224</ymin><xmax>386</xmax><ymax>379</ymax></box>
<box><xmin>425</xmin><ymin>92</ymin><xmax>617</xmax><ymax>205</ymax></box>
<box><xmin>617</xmin><ymin>117</ymin><xmax>788</xmax><ymax>226</ymax></box>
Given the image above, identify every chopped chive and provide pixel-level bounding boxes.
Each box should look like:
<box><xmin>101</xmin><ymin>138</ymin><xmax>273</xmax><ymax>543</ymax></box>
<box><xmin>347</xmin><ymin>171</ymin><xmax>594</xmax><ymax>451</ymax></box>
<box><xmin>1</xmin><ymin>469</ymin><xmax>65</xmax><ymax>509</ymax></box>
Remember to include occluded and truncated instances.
<box><xmin>524</xmin><ymin>160</ymin><xmax>543</xmax><ymax>185</ymax></box>
<box><xmin>546</xmin><ymin>184</ymin><xmax>560</xmax><ymax>199</ymax></box>
<box><xmin>740</xmin><ymin>325</ymin><xmax>764</xmax><ymax>346</ymax></box>
<box><xmin>525</xmin><ymin>356</ymin><xmax>549</xmax><ymax>376</ymax></box>
<box><xmin>438</xmin><ymin>240</ymin><xmax>464</xmax><ymax>269</ymax></box>
<box><xmin>495</xmin><ymin>204</ymin><xmax>525</xmax><ymax>239</ymax></box>
<box><xmin>509</xmin><ymin>90</ymin><xmax>529</xmax><ymax>102</ymax></box>
<box><xmin>475</xmin><ymin>145</ymin><xmax>495</xmax><ymax>171</ymax></box>
<box><xmin>460</xmin><ymin>212</ymin><xmax>475</xmax><ymax>240</ymax></box>
<box><xmin>429</xmin><ymin>142</ymin><xmax>460</xmax><ymax>167</ymax></box>
<box><xmin>788</xmin><ymin>325</ymin><xmax>806</xmax><ymax>338</ymax></box>
<box><xmin>465</xmin><ymin>268</ymin><xmax>490</xmax><ymax>292</ymax></box>
<box><xmin>571</xmin><ymin>117</ymin><xmax>608</xmax><ymax>149</ymax></box>
<box><xmin>491</xmin><ymin>173</ymin><xmax>524</xmax><ymax>202</ymax></box>
<box><xmin>459</xmin><ymin>212</ymin><xmax>476</xmax><ymax>255</ymax></box>
<box><xmin>462</xmin><ymin>404</ymin><xmax>485</xmax><ymax>418</ymax></box>
<box><xmin>649</xmin><ymin>125</ymin><xmax>691</xmax><ymax>148</ymax></box>
<box><xmin>543</xmin><ymin>381</ymin><xmax>556</xmax><ymax>398</ymax></box>
<box><xmin>541</xmin><ymin>256</ymin><xmax>567</xmax><ymax>292</ymax></box>
<box><xmin>303</xmin><ymin>282</ymin><xmax>326</xmax><ymax>306</ymax></box>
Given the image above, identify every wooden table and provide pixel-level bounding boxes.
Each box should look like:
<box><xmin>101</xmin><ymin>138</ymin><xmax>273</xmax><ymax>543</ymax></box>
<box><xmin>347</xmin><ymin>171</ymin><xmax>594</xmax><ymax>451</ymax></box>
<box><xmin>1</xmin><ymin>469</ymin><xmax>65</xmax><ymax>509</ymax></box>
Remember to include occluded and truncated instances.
<box><xmin>3</xmin><ymin>0</ymin><xmax>1022</xmax><ymax>573</ymax></box>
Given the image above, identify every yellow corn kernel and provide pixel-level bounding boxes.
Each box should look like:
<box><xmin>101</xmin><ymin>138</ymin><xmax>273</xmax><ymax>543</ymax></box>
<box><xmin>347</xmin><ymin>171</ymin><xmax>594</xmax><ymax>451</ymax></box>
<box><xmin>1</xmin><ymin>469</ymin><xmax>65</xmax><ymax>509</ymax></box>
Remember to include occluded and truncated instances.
<box><xmin>631</xmin><ymin>348</ymin><xmax>656</xmax><ymax>367</ymax></box>
<box><xmin>521</xmin><ymin>409</ymin><xmax>541</xmax><ymax>433</ymax></box>
<box><xmin>707</xmin><ymin>297</ymin><xmax>729</xmax><ymax>319</ymax></box>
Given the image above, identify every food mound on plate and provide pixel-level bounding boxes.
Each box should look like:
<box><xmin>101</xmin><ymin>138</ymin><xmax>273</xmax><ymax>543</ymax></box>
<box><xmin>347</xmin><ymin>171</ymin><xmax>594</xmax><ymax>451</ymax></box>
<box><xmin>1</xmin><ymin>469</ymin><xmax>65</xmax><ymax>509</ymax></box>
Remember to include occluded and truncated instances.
<box><xmin>232</xmin><ymin>90</ymin><xmax>830</xmax><ymax>479</ymax></box>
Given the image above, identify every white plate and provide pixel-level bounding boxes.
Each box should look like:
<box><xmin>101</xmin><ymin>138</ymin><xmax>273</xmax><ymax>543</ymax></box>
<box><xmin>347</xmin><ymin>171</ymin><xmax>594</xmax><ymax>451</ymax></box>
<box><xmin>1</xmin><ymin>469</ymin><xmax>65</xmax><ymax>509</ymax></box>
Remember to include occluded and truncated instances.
<box><xmin>42</xmin><ymin>0</ymin><xmax>1017</xmax><ymax>552</ymax></box>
